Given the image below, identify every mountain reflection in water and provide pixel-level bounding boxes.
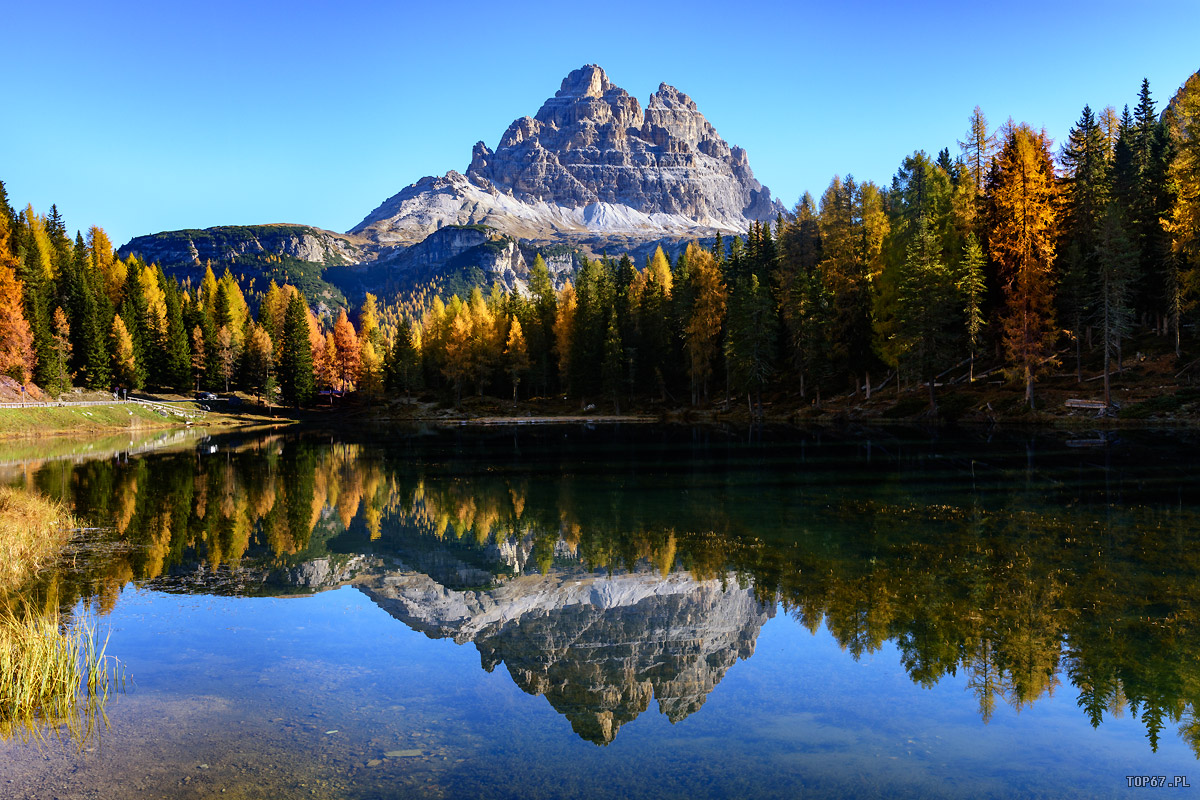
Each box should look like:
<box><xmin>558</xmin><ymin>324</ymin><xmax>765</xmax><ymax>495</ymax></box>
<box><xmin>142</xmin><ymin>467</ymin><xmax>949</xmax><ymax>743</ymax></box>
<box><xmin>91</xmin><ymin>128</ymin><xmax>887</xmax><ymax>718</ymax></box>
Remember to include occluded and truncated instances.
<box><xmin>5</xmin><ymin>425</ymin><xmax>1200</xmax><ymax>753</ymax></box>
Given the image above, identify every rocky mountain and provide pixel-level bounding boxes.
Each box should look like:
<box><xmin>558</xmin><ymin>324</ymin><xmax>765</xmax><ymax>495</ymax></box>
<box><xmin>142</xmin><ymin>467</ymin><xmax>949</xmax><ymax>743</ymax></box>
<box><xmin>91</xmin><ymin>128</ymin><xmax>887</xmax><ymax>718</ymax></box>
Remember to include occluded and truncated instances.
<box><xmin>354</xmin><ymin>64</ymin><xmax>783</xmax><ymax>253</ymax></box>
<box><xmin>358</xmin><ymin>567</ymin><xmax>774</xmax><ymax>745</ymax></box>
<box><xmin>1163</xmin><ymin>68</ymin><xmax>1200</xmax><ymax>127</ymax></box>
<box><xmin>118</xmin><ymin>65</ymin><xmax>784</xmax><ymax>303</ymax></box>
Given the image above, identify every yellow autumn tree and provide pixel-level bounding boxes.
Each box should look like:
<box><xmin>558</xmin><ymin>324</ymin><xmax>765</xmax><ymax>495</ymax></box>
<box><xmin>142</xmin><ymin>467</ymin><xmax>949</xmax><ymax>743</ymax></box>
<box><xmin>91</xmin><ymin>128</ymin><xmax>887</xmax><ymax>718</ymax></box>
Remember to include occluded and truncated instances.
<box><xmin>24</xmin><ymin>205</ymin><xmax>54</xmax><ymax>281</ymax></box>
<box><xmin>138</xmin><ymin>264</ymin><xmax>168</xmax><ymax>340</ymax></box>
<box><xmin>358</xmin><ymin>339</ymin><xmax>384</xmax><ymax>399</ymax></box>
<box><xmin>1166</xmin><ymin>72</ymin><xmax>1200</xmax><ymax>318</ymax></box>
<box><xmin>504</xmin><ymin>315</ymin><xmax>530</xmax><ymax>402</ymax></box>
<box><xmin>683</xmin><ymin>244</ymin><xmax>727</xmax><ymax>404</ymax></box>
<box><xmin>332</xmin><ymin>309</ymin><xmax>361</xmax><ymax>392</ymax></box>
<box><xmin>111</xmin><ymin>314</ymin><xmax>138</xmax><ymax>389</ymax></box>
<box><xmin>987</xmin><ymin>122</ymin><xmax>1059</xmax><ymax>408</ymax></box>
<box><xmin>88</xmin><ymin>226</ymin><xmax>124</xmax><ymax>304</ymax></box>
<box><xmin>442</xmin><ymin>302</ymin><xmax>473</xmax><ymax>404</ymax></box>
<box><xmin>553</xmin><ymin>282</ymin><xmax>576</xmax><ymax>392</ymax></box>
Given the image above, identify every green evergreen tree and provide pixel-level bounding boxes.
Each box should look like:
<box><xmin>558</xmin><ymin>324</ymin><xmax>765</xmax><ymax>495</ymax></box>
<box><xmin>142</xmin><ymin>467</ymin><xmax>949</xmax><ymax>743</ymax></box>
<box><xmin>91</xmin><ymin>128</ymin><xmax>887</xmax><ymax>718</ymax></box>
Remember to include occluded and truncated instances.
<box><xmin>1094</xmin><ymin>206</ymin><xmax>1136</xmax><ymax>406</ymax></box>
<box><xmin>601</xmin><ymin>312</ymin><xmax>623</xmax><ymax>413</ymax></box>
<box><xmin>958</xmin><ymin>233</ymin><xmax>987</xmax><ymax>382</ymax></box>
<box><xmin>68</xmin><ymin>233</ymin><xmax>110</xmax><ymax>389</ymax></box>
<box><xmin>896</xmin><ymin>217</ymin><xmax>960</xmax><ymax>412</ymax></box>
<box><xmin>280</xmin><ymin>291</ymin><xmax>315</xmax><ymax>407</ymax></box>
<box><xmin>725</xmin><ymin>274</ymin><xmax>776</xmax><ymax>417</ymax></box>
<box><xmin>527</xmin><ymin>254</ymin><xmax>557</xmax><ymax>394</ymax></box>
<box><xmin>163</xmin><ymin>277</ymin><xmax>192</xmax><ymax>389</ymax></box>
<box><xmin>386</xmin><ymin>317</ymin><xmax>423</xmax><ymax>397</ymax></box>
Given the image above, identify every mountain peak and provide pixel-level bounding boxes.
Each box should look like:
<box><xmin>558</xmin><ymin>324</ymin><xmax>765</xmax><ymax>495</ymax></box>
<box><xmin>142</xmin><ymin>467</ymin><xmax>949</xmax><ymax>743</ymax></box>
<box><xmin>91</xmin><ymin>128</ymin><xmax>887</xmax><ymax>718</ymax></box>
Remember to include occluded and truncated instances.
<box><xmin>353</xmin><ymin>65</ymin><xmax>783</xmax><ymax>248</ymax></box>
<box><xmin>556</xmin><ymin>64</ymin><xmax>611</xmax><ymax>99</ymax></box>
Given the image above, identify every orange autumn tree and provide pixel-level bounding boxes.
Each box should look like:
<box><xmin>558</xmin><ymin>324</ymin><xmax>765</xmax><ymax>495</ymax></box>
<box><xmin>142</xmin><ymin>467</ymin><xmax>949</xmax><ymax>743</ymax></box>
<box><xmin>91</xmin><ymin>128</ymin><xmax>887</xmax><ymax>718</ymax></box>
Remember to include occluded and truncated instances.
<box><xmin>986</xmin><ymin>122</ymin><xmax>1059</xmax><ymax>408</ymax></box>
<box><xmin>0</xmin><ymin>218</ymin><xmax>35</xmax><ymax>383</ymax></box>
<box><xmin>332</xmin><ymin>309</ymin><xmax>360</xmax><ymax>393</ymax></box>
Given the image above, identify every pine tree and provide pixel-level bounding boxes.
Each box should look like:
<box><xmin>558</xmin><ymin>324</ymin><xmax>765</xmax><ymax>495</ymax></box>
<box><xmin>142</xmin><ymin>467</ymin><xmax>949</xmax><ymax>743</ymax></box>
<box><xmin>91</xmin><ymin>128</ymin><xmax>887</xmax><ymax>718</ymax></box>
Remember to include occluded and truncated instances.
<box><xmin>1094</xmin><ymin>206</ymin><xmax>1136</xmax><ymax>406</ymax></box>
<box><xmin>553</xmin><ymin>283</ymin><xmax>576</xmax><ymax>394</ymax></box>
<box><xmin>959</xmin><ymin>106</ymin><xmax>998</xmax><ymax>196</ymax></box>
<box><xmin>69</xmin><ymin>232</ymin><xmax>110</xmax><ymax>389</ymax></box>
<box><xmin>1059</xmin><ymin>105</ymin><xmax>1112</xmax><ymax>379</ymax></box>
<box><xmin>725</xmin><ymin>274</ymin><xmax>776</xmax><ymax>417</ymax></box>
<box><xmin>163</xmin><ymin>279</ymin><xmax>192</xmax><ymax>389</ymax></box>
<box><xmin>527</xmin><ymin>254</ymin><xmax>557</xmax><ymax>394</ymax></box>
<box><xmin>243</xmin><ymin>323</ymin><xmax>274</xmax><ymax>400</ymax></box>
<box><xmin>279</xmin><ymin>292</ymin><xmax>314</xmax><ymax>407</ymax></box>
<box><xmin>896</xmin><ymin>216</ymin><xmax>960</xmax><ymax>411</ymax></box>
<box><xmin>958</xmin><ymin>233</ymin><xmax>987</xmax><ymax>382</ymax></box>
<box><xmin>601</xmin><ymin>312</ymin><xmax>623</xmax><ymax>413</ymax></box>
<box><xmin>386</xmin><ymin>318</ymin><xmax>423</xmax><ymax>397</ymax></box>
<box><xmin>191</xmin><ymin>325</ymin><xmax>206</xmax><ymax>392</ymax></box>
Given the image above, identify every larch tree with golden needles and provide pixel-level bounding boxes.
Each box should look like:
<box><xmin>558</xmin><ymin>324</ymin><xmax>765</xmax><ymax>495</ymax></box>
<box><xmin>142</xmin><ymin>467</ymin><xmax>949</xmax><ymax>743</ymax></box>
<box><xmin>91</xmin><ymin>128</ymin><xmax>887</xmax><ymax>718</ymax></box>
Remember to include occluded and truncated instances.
<box><xmin>553</xmin><ymin>282</ymin><xmax>577</xmax><ymax>394</ymax></box>
<box><xmin>683</xmin><ymin>244</ymin><xmax>726</xmax><ymax>405</ymax></box>
<box><xmin>110</xmin><ymin>314</ymin><xmax>138</xmax><ymax>390</ymax></box>
<box><xmin>1165</xmin><ymin>72</ymin><xmax>1200</xmax><ymax>352</ymax></box>
<box><xmin>504</xmin><ymin>315</ymin><xmax>530</xmax><ymax>403</ymax></box>
<box><xmin>332</xmin><ymin>309</ymin><xmax>360</xmax><ymax>393</ymax></box>
<box><xmin>986</xmin><ymin>123</ymin><xmax>1060</xmax><ymax>408</ymax></box>
<box><xmin>0</xmin><ymin>242</ymin><xmax>35</xmax><ymax>384</ymax></box>
<box><xmin>50</xmin><ymin>307</ymin><xmax>72</xmax><ymax>396</ymax></box>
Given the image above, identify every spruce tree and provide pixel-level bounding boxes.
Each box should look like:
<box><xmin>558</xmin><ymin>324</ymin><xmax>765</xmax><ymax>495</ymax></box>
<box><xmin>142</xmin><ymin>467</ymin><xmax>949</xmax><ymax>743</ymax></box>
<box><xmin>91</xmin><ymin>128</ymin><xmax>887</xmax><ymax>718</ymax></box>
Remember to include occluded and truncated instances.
<box><xmin>280</xmin><ymin>291</ymin><xmax>315</xmax><ymax>407</ymax></box>
<box><xmin>1094</xmin><ymin>206</ymin><xmax>1136</xmax><ymax>406</ymax></box>
<box><xmin>896</xmin><ymin>217</ymin><xmax>959</xmax><ymax>412</ymax></box>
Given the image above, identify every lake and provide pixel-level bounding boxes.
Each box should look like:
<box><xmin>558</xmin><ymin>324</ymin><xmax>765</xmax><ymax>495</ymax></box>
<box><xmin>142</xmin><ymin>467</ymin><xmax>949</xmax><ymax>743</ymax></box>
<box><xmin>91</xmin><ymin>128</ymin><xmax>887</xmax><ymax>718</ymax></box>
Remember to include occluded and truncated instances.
<box><xmin>2</xmin><ymin>424</ymin><xmax>1198</xmax><ymax>799</ymax></box>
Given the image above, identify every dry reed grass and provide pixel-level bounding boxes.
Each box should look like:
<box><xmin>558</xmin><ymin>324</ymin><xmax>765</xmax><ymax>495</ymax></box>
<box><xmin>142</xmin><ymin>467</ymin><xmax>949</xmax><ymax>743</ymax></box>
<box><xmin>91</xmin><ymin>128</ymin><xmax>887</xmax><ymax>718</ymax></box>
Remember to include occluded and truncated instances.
<box><xmin>0</xmin><ymin>485</ymin><xmax>73</xmax><ymax>593</ymax></box>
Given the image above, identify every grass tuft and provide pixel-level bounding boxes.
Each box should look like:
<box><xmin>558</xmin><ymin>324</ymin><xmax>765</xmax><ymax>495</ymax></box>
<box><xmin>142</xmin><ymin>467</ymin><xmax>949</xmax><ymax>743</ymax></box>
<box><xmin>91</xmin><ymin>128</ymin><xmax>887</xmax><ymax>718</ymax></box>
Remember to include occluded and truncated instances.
<box><xmin>0</xmin><ymin>606</ymin><xmax>125</xmax><ymax>746</ymax></box>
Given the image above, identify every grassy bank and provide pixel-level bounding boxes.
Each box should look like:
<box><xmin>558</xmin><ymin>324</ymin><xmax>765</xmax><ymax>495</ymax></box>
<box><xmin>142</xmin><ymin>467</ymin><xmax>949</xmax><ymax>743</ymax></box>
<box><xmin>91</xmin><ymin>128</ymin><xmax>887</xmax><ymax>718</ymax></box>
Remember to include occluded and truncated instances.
<box><xmin>0</xmin><ymin>487</ymin><xmax>74</xmax><ymax>594</ymax></box>
<box><xmin>0</xmin><ymin>399</ymin><xmax>288</xmax><ymax>440</ymax></box>
<box><xmin>0</xmin><ymin>403</ymin><xmax>188</xmax><ymax>439</ymax></box>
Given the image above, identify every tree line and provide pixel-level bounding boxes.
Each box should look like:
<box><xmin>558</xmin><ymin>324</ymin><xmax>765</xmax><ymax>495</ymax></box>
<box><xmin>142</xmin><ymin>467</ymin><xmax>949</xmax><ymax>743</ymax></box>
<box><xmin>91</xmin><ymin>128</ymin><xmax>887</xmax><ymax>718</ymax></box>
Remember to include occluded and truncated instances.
<box><xmin>1</xmin><ymin>74</ymin><xmax>1196</xmax><ymax>411</ymax></box>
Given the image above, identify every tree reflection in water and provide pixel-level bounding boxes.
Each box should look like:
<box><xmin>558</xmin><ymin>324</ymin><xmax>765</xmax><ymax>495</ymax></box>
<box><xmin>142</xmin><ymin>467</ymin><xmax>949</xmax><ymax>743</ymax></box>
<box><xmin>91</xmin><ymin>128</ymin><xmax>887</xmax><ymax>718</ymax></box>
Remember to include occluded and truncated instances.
<box><xmin>5</xmin><ymin>426</ymin><xmax>1200</xmax><ymax>751</ymax></box>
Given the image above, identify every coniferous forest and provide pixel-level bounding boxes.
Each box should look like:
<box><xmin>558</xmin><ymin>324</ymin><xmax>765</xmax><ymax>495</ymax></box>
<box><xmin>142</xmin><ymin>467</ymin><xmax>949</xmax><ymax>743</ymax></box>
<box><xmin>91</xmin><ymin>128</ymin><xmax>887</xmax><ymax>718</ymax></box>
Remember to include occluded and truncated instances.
<box><xmin>2</xmin><ymin>74</ymin><xmax>1198</xmax><ymax>417</ymax></box>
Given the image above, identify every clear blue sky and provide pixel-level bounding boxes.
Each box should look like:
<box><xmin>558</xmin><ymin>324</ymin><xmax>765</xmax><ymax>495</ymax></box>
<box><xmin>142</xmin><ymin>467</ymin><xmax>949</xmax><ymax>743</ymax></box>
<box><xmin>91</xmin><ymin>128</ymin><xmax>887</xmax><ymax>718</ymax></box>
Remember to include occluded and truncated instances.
<box><xmin>3</xmin><ymin>0</ymin><xmax>1198</xmax><ymax>247</ymax></box>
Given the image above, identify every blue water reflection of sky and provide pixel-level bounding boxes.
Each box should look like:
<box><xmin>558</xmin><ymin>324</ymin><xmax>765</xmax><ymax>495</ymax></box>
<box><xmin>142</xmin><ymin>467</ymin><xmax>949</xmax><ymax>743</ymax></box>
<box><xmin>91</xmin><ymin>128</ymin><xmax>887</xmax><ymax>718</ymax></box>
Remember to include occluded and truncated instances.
<box><xmin>79</xmin><ymin>582</ymin><xmax>1196</xmax><ymax>800</ymax></box>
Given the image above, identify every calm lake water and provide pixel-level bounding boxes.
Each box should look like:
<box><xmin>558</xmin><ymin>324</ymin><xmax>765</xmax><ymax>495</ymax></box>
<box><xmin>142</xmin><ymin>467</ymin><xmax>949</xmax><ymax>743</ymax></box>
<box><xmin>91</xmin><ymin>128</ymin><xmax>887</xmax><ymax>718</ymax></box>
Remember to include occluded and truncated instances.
<box><xmin>2</xmin><ymin>424</ymin><xmax>1199</xmax><ymax>799</ymax></box>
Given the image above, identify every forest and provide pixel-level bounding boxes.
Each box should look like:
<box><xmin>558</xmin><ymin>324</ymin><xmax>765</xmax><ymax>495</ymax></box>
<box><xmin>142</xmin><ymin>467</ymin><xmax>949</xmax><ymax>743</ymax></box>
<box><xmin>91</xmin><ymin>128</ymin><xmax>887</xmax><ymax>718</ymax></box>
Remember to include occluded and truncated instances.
<box><xmin>1</xmin><ymin>74</ymin><xmax>1197</xmax><ymax>415</ymax></box>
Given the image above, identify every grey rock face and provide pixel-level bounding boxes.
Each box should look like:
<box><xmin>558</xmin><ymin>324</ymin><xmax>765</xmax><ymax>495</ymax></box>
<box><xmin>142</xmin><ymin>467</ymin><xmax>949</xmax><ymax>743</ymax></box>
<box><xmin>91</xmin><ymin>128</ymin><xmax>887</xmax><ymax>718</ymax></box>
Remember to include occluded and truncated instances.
<box><xmin>353</xmin><ymin>65</ymin><xmax>783</xmax><ymax>249</ymax></box>
<box><xmin>120</xmin><ymin>224</ymin><xmax>370</xmax><ymax>268</ymax></box>
<box><xmin>359</xmin><ymin>568</ymin><xmax>775</xmax><ymax>744</ymax></box>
